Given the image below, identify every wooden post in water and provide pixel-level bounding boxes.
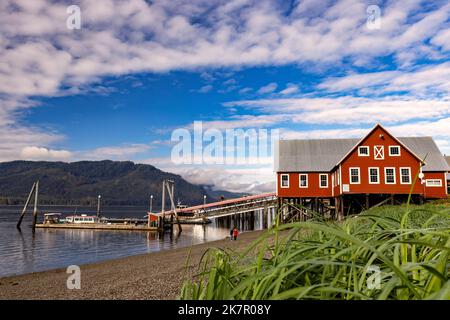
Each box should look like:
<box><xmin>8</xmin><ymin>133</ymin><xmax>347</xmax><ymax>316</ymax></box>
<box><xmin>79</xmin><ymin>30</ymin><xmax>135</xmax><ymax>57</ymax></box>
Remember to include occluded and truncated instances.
<box><xmin>165</xmin><ymin>179</ymin><xmax>182</xmax><ymax>233</ymax></box>
<box><xmin>16</xmin><ymin>182</ymin><xmax>36</xmax><ymax>229</ymax></box>
<box><xmin>32</xmin><ymin>180</ymin><xmax>39</xmax><ymax>230</ymax></box>
<box><xmin>161</xmin><ymin>180</ymin><xmax>166</xmax><ymax>223</ymax></box>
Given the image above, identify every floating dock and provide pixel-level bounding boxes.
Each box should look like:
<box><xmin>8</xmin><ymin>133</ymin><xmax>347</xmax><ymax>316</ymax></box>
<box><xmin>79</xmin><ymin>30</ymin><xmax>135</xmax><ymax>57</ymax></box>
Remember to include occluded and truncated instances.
<box><xmin>35</xmin><ymin>223</ymin><xmax>158</xmax><ymax>231</ymax></box>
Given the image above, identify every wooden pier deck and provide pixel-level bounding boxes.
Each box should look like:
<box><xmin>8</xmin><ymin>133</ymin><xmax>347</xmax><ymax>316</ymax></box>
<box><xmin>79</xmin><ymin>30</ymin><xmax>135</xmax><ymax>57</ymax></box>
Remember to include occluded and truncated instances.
<box><xmin>35</xmin><ymin>223</ymin><xmax>158</xmax><ymax>231</ymax></box>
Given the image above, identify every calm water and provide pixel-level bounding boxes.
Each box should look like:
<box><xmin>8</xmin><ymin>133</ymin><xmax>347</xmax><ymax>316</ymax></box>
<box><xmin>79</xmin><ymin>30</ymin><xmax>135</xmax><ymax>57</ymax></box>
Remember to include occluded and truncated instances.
<box><xmin>0</xmin><ymin>206</ymin><xmax>274</xmax><ymax>277</ymax></box>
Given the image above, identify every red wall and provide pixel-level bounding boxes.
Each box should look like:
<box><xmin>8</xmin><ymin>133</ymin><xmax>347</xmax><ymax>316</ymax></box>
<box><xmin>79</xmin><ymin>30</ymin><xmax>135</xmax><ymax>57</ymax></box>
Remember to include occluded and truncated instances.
<box><xmin>277</xmin><ymin>172</ymin><xmax>332</xmax><ymax>198</ymax></box>
<box><xmin>340</xmin><ymin>126</ymin><xmax>423</xmax><ymax>195</ymax></box>
<box><xmin>423</xmin><ymin>172</ymin><xmax>448</xmax><ymax>199</ymax></box>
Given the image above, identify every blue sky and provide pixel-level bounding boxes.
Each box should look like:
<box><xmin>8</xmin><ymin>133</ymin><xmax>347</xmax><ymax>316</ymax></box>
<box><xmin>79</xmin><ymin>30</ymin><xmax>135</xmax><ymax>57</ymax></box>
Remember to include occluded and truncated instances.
<box><xmin>0</xmin><ymin>0</ymin><xmax>449</xmax><ymax>193</ymax></box>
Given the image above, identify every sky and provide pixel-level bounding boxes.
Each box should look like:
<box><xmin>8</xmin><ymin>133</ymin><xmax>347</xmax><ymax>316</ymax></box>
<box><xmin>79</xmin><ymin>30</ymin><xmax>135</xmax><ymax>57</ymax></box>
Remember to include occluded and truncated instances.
<box><xmin>0</xmin><ymin>0</ymin><xmax>449</xmax><ymax>194</ymax></box>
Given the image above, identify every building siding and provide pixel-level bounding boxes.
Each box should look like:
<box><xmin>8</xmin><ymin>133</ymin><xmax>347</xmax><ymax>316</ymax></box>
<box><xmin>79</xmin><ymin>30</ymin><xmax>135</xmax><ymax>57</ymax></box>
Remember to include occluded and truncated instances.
<box><xmin>277</xmin><ymin>172</ymin><xmax>331</xmax><ymax>198</ymax></box>
<box><xmin>339</xmin><ymin>126</ymin><xmax>422</xmax><ymax>195</ymax></box>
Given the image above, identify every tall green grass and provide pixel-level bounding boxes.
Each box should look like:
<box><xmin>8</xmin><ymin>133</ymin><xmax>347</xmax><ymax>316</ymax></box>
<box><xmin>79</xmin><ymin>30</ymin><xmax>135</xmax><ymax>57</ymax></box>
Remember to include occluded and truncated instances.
<box><xmin>180</xmin><ymin>202</ymin><xmax>450</xmax><ymax>300</ymax></box>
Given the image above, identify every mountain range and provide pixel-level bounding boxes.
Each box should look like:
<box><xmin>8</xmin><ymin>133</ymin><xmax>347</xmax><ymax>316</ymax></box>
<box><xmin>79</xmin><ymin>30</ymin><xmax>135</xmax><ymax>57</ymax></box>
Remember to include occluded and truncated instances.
<box><xmin>0</xmin><ymin>160</ymin><xmax>245</xmax><ymax>208</ymax></box>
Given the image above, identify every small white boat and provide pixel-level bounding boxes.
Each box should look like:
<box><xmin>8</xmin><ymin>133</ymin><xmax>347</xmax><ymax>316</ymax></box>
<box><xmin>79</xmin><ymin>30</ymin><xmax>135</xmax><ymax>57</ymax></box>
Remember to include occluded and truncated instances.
<box><xmin>65</xmin><ymin>214</ymin><xmax>99</xmax><ymax>224</ymax></box>
<box><xmin>43</xmin><ymin>213</ymin><xmax>63</xmax><ymax>224</ymax></box>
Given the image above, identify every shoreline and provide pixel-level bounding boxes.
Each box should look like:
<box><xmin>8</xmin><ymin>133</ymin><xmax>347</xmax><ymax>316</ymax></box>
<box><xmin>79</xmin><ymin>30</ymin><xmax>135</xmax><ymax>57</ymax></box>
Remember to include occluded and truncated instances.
<box><xmin>0</xmin><ymin>229</ymin><xmax>266</xmax><ymax>300</ymax></box>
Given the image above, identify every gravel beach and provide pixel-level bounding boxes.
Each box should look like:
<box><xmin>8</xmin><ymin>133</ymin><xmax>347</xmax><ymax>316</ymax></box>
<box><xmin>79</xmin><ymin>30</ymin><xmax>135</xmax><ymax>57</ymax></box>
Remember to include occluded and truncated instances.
<box><xmin>0</xmin><ymin>230</ymin><xmax>266</xmax><ymax>300</ymax></box>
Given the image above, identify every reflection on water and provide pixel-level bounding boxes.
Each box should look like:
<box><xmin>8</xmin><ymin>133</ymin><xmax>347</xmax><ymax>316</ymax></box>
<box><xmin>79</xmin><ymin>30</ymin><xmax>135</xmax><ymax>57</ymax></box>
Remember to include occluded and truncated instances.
<box><xmin>0</xmin><ymin>206</ymin><xmax>275</xmax><ymax>277</ymax></box>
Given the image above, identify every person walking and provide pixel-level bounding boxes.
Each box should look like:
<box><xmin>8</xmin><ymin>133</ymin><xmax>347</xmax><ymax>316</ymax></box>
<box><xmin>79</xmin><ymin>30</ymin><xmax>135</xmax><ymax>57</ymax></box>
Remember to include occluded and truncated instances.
<box><xmin>233</xmin><ymin>227</ymin><xmax>239</xmax><ymax>241</ymax></box>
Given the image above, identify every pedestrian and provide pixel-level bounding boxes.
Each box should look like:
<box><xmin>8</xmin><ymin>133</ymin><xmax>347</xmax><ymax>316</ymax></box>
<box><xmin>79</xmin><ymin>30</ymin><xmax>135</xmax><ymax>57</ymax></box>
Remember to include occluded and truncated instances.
<box><xmin>229</xmin><ymin>228</ymin><xmax>233</xmax><ymax>240</ymax></box>
<box><xmin>233</xmin><ymin>227</ymin><xmax>238</xmax><ymax>241</ymax></box>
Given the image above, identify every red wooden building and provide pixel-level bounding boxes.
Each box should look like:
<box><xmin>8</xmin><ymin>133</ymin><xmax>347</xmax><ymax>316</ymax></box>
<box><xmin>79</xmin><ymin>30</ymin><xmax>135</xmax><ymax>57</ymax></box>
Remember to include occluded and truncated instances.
<box><xmin>275</xmin><ymin>124</ymin><xmax>449</xmax><ymax>219</ymax></box>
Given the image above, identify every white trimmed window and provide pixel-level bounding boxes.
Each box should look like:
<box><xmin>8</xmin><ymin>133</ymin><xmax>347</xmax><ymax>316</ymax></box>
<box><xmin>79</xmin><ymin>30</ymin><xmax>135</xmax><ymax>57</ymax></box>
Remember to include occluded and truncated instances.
<box><xmin>319</xmin><ymin>174</ymin><xmax>328</xmax><ymax>188</ymax></box>
<box><xmin>374</xmin><ymin>145</ymin><xmax>384</xmax><ymax>160</ymax></box>
<box><xmin>299</xmin><ymin>174</ymin><xmax>308</xmax><ymax>188</ymax></box>
<box><xmin>281</xmin><ymin>174</ymin><xmax>289</xmax><ymax>188</ymax></box>
<box><xmin>349</xmin><ymin>167</ymin><xmax>360</xmax><ymax>184</ymax></box>
<box><xmin>368</xmin><ymin>167</ymin><xmax>379</xmax><ymax>184</ymax></box>
<box><xmin>400</xmin><ymin>167</ymin><xmax>411</xmax><ymax>184</ymax></box>
<box><xmin>358</xmin><ymin>146</ymin><xmax>369</xmax><ymax>157</ymax></box>
<box><xmin>425</xmin><ymin>179</ymin><xmax>442</xmax><ymax>187</ymax></box>
<box><xmin>385</xmin><ymin>167</ymin><xmax>396</xmax><ymax>184</ymax></box>
<box><xmin>389</xmin><ymin>145</ymin><xmax>401</xmax><ymax>156</ymax></box>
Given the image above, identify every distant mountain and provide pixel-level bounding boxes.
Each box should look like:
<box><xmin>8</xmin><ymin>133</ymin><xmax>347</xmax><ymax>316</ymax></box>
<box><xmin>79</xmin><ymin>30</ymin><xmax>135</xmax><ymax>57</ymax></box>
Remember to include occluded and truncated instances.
<box><xmin>0</xmin><ymin>160</ymin><xmax>243</xmax><ymax>207</ymax></box>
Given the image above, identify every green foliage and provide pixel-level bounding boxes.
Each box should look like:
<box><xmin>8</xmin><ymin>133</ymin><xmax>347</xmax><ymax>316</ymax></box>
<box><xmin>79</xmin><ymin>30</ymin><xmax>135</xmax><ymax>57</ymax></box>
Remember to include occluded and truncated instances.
<box><xmin>180</xmin><ymin>202</ymin><xmax>450</xmax><ymax>300</ymax></box>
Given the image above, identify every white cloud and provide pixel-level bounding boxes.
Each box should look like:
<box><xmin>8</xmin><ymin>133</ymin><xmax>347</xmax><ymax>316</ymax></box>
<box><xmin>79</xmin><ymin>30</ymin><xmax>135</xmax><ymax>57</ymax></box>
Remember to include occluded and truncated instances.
<box><xmin>198</xmin><ymin>84</ymin><xmax>213</xmax><ymax>93</ymax></box>
<box><xmin>143</xmin><ymin>161</ymin><xmax>276</xmax><ymax>194</ymax></box>
<box><xmin>431</xmin><ymin>28</ymin><xmax>450</xmax><ymax>51</ymax></box>
<box><xmin>318</xmin><ymin>62</ymin><xmax>450</xmax><ymax>97</ymax></box>
<box><xmin>279</xmin><ymin>83</ymin><xmax>299</xmax><ymax>95</ymax></box>
<box><xmin>257</xmin><ymin>82</ymin><xmax>278</xmax><ymax>94</ymax></box>
<box><xmin>225</xmin><ymin>96</ymin><xmax>450</xmax><ymax>125</ymax></box>
<box><xmin>77</xmin><ymin>144</ymin><xmax>152</xmax><ymax>160</ymax></box>
<box><xmin>20</xmin><ymin>146</ymin><xmax>72</xmax><ymax>160</ymax></box>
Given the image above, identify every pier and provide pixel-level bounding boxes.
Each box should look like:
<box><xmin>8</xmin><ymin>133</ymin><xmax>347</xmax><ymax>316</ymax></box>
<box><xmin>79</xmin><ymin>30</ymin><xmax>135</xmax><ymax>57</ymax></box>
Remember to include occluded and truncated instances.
<box><xmin>35</xmin><ymin>223</ymin><xmax>158</xmax><ymax>231</ymax></box>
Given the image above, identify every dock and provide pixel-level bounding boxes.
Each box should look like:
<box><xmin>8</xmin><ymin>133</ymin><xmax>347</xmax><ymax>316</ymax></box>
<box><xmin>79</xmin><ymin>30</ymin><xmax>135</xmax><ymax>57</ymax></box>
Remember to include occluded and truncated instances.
<box><xmin>35</xmin><ymin>223</ymin><xmax>158</xmax><ymax>231</ymax></box>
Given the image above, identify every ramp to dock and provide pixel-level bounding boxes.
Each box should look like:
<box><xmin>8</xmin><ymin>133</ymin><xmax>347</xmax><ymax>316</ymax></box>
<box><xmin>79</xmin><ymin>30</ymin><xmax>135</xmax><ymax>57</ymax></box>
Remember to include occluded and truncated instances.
<box><xmin>161</xmin><ymin>192</ymin><xmax>277</xmax><ymax>219</ymax></box>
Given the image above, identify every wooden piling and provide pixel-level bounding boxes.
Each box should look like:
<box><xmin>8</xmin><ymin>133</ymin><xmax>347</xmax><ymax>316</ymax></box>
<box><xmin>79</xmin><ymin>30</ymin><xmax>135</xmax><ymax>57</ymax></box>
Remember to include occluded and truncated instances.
<box><xmin>32</xmin><ymin>180</ymin><xmax>39</xmax><ymax>230</ymax></box>
<box><xmin>16</xmin><ymin>182</ymin><xmax>36</xmax><ymax>229</ymax></box>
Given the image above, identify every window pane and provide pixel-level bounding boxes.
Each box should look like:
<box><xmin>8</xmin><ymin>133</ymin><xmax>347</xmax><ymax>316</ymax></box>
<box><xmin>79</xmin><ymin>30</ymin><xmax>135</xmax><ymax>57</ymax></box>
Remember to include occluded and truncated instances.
<box><xmin>390</xmin><ymin>146</ymin><xmax>400</xmax><ymax>155</ymax></box>
<box><xmin>386</xmin><ymin>169</ymin><xmax>395</xmax><ymax>183</ymax></box>
<box><xmin>401</xmin><ymin>168</ymin><xmax>410</xmax><ymax>183</ymax></box>
<box><xmin>350</xmin><ymin>168</ymin><xmax>359</xmax><ymax>183</ymax></box>
<box><xmin>320</xmin><ymin>175</ymin><xmax>327</xmax><ymax>187</ymax></box>
<box><xmin>370</xmin><ymin>168</ymin><xmax>378</xmax><ymax>183</ymax></box>
<box><xmin>359</xmin><ymin>147</ymin><xmax>368</xmax><ymax>155</ymax></box>
<box><xmin>281</xmin><ymin>175</ymin><xmax>289</xmax><ymax>187</ymax></box>
<box><xmin>300</xmin><ymin>175</ymin><xmax>307</xmax><ymax>187</ymax></box>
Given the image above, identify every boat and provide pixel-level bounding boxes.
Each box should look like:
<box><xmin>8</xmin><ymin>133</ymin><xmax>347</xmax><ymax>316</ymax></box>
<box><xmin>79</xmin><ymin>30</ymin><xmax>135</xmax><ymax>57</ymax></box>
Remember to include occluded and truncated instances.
<box><xmin>65</xmin><ymin>214</ymin><xmax>99</xmax><ymax>224</ymax></box>
<box><xmin>43</xmin><ymin>213</ymin><xmax>64</xmax><ymax>224</ymax></box>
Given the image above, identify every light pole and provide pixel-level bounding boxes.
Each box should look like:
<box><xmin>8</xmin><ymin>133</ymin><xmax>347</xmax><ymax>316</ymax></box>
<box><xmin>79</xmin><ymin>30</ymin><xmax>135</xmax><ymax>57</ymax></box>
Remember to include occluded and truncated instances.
<box><xmin>97</xmin><ymin>195</ymin><xmax>101</xmax><ymax>218</ymax></box>
<box><xmin>203</xmin><ymin>195</ymin><xmax>207</xmax><ymax>206</ymax></box>
<box><xmin>150</xmin><ymin>195</ymin><xmax>153</xmax><ymax>213</ymax></box>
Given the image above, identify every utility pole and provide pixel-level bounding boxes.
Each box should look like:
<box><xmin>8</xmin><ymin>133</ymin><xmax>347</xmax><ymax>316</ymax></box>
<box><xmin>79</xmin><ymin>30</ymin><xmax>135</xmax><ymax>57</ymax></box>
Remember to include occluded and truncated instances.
<box><xmin>97</xmin><ymin>195</ymin><xmax>101</xmax><ymax>218</ymax></box>
<box><xmin>149</xmin><ymin>195</ymin><xmax>153</xmax><ymax>212</ymax></box>
<box><xmin>203</xmin><ymin>195</ymin><xmax>207</xmax><ymax>206</ymax></box>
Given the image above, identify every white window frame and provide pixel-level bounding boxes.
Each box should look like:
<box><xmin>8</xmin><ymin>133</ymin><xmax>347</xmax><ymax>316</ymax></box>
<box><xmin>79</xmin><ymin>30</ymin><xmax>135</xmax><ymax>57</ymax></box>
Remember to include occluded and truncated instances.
<box><xmin>400</xmin><ymin>167</ymin><xmax>411</xmax><ymax>184</ymax></box>
<box><xmin>374</xmin><ymin>145</ymin><xmax>384</xmax><ymax>160</ymax></box>
<box><xmin>425</xmin><ymin>179</ymin><xmax>442</xmax><ymax>187</ymax></box>
<box><xmin>358</xmin><ymin>146</ymin><xmax>370</xmax><ymax>157</ymax></box>
<box><xmin>384</xmin><ymin>167</ymin><xmax>396</xmax><ymax>184</ymax></box>
<box><xmin>349</xmin><ymin>167</ymin><xmax>360</xmax><ymax>184</ymax></box>
<box><xmin>389</xmin><ymin>145</ymin><xmax>401</xmax><ymax>157</ymax></box>
<box><xmin>280</xmin><ymin>174</ymin><xmax>289</xmax><ymax>188</ymax></box>
<box><xmin>299</xmin><ymin>174</ymin><xmax>308</xmax><ymax>188</ymax></box>
<box><xmin>319</xmin><ymin>174</ymin><xmax>328</xmax><ymax>188</ymax></box>
<box><xmin>368</xmin><ymin>167</ymin><xmax>380</xmax><ymax>184</ymax></box>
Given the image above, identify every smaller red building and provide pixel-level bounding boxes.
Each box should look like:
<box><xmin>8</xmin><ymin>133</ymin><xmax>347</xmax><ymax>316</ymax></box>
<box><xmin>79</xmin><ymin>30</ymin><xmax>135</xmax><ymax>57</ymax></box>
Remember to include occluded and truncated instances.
<box><xmin>275</xmin><ymin>124</ymin><xmax>449</xmax><ymax>218</ymax></box>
